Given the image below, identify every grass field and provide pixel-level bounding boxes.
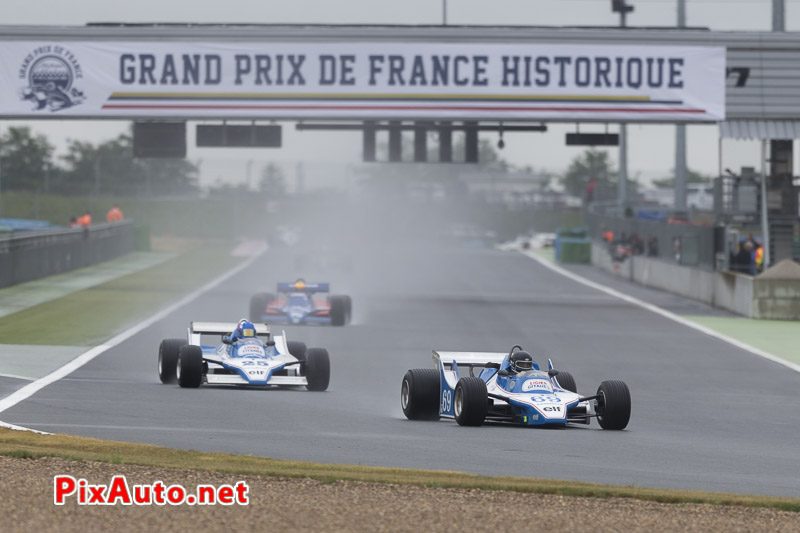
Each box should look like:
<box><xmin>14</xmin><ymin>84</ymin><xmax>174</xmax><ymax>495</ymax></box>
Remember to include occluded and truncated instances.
<box><xmin>0</xmin><ymin>242</ymin><xmax>243</xmax><ymax>346</ymax></box>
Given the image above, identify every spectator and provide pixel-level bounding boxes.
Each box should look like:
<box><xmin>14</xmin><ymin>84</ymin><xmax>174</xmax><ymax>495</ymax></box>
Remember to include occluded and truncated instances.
<box><xmin>730</xmin><ymin>240</ymin><xmax>754</xmax><ymax>274</ymax></box>
<box><xmin>106</xmin><ymin>204</ymin><xmax>124</xmax><ymax>222</ymax></box>
<box><xmin>76</xmin><ymin>210</ymin><xmax>92</xmax><ymax>227</ymax></box>
<box><xmin>754</xmin><ymin>243</ymin><xmax>765</xmax><ymax>272</ymax></box>
<box><xmin>646</xmin><ymin>235</ymin><xmax>659</xmax><ymax>257</ymax></box>
<box><xmin>67</xmin><ymin>216</ymin><xmax>78</xmax><ymax>228</ymax></box>
<box><xmin>630</xmin><ymin>233</ymin><xmax>644</xmax><ymax>255</ymax></box>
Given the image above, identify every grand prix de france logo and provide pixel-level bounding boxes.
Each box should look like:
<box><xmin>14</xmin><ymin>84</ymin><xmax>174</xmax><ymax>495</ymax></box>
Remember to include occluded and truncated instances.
<box><xmin>18</xmin><ymin>45</ymin><xmax>86</xmax><ymax>112</ymax></box>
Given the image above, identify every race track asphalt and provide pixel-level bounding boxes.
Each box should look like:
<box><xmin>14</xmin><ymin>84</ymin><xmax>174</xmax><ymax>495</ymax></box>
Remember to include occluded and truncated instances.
<box><xmin>4</xmin><ymin>243</ymin><xmax>800</xmax><ymax>497</ymax></box>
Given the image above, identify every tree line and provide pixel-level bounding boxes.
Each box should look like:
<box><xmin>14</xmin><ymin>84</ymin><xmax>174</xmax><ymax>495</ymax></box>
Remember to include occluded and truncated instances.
<box><xmin>0</xmin><ymin>126</ymin><xmax>198</xmax><ymax>195</ymax></box>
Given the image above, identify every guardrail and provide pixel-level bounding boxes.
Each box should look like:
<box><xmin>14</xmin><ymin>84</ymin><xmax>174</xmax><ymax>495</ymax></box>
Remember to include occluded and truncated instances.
<box><xmin>0</xmin><ymin>221</ymin><xmax>135</xmax><ymax>288</ymax></box>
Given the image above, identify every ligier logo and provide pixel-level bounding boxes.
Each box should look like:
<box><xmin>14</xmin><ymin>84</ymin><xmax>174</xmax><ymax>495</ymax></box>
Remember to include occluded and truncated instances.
<box><xmin>522</xmin><ymin>379</ymin><xmax>552</xmax><ymax>392</ymax></box>
<box><xmin>18</xmin><ymin>45</ymin><xmax>85</xmax><ymax>112</ymax></box>
<box><xmin>238</xmin><ymin>344</ymin><xmax>265</xmax><ymax>357</ymax></box>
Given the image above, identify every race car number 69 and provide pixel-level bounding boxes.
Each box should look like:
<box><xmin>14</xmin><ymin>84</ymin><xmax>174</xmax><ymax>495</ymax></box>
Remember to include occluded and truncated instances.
<box><xmin>441</xmin><ymin>390</ymin><xmax>452</xmax><ymax>412</ymax></box>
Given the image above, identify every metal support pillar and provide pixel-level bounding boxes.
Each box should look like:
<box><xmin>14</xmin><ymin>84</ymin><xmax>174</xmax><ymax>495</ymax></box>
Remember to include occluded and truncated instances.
<box><xmin>761</xmin><ymin>139</ymin><xmax>771</xmax><ymax>268</ymax></box>
<box><xmin>618</xmin><ymin>124</ymin><xmax>628</xmax><ymax>214</ymax></box>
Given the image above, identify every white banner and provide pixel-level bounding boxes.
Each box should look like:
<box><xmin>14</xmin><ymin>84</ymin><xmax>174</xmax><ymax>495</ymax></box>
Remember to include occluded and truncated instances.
<box><xmin>0</xmin><ymin>41</ymin><xmax>725</xmax><ymax>121</ymax></box>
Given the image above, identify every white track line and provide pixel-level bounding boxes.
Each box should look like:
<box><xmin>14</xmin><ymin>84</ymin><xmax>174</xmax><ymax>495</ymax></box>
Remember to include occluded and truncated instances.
<box><xmin>0</xmin><ymin>248</ymin><xmax>266</xmax><ymax>433</ymax></box>
<box><xmin>0</xmin><ymin>373</ymin><xmax>34</xmax><ymax>381</ymax></box>
<box><xmin>522</xmin><ymin>251</ymin><xmax>800</xmax><ymax>374</ymax></box>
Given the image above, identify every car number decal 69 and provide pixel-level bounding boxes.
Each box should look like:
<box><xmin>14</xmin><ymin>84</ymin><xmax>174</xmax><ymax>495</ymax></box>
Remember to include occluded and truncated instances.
<box><xmin>441</xmin><ymin>390</ymin><xmax>452</xmax><ymax>412</ymax></box>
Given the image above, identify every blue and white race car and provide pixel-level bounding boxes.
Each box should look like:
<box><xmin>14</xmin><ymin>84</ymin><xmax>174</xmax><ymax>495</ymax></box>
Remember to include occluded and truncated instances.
<box><xmin>158</xmin><ymin>321</ymin><xmax>330</xmax><ymax>390</ymax></box>
<box><xmin>401</xmin><ymin>346</ymin><xmax>630</xmax><ymax>429</ymax></box>
<box><xmin>250</xmin><ymin>279</ymin><xmax>352</xmax><ymax>326</ymax></box>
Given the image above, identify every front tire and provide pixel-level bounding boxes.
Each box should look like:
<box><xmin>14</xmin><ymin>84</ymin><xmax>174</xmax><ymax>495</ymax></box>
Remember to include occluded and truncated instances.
<box><xmin>555</xmin><ymin>371</ymin><xmax>577</xmax><ymax>393</ymax></box>
<box><xmin>596</xmin><ymin>380</ymin><xmax>631</xmax><ymax>430</ymax></box>
<box><xmin>249</xmin><ymin>292</ymin><xmax>273</xmax><ymax>322</ymax></box>
<box><xmin>304</xmin><ymin>348</ymin><xmax>330</xmax><ymax>391</ymax></box>
<box><xmin>401</xmin><ymin>369</ymin><xmax>440</xmax><ymax>421</ymax></box>
<box><xmin>454</xmin><ymin>377</ymin><xmax>488</xmax><ymax>427</ymax></box>
<box><xmin>158</xmin><ymin>339</ymin><xmax>184</xmax><ymax>384</ymax></box>
<box><xmin>286</xmin><ymin>340</ymin><xmax>307</xmax><ymax>362</ymax></box>
<box><xmin>177</xmin><ymin>345</ymin><xmax>204</xmax><ymax>388</ymax></box>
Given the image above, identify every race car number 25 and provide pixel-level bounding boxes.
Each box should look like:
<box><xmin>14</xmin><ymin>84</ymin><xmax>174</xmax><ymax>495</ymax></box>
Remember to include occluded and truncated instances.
<box><xmin>241</xmin><ymin>360</ymin><xmax>269</xmax><ymax>366</ymax></box>
<box><xmin>441</xmin><ymin>390</ymin><xmax>452</xmax><ymax>413</ymax></box>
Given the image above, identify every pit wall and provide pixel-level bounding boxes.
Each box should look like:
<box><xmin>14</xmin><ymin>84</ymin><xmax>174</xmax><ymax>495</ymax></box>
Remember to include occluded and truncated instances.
<box><xmin>0</xmin><ymin>221</ymin><xmax>135</xmax><ymax>289</ymax></box>
<box><xmin>590</xmin><ymin>242</ymin><xmax>799</xmax><ymax>320</ymax></box>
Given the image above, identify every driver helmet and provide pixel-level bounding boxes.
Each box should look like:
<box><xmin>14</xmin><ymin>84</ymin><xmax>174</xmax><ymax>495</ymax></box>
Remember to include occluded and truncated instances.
<box><xmin>235</xmin><ymin>319</ymin><xmax>257</xmax><ymax>339</ymax></box>
<box><xmin>509</xmin><ymin>351</ymin><xmax>534</xmax><ymax>373</ymax></box>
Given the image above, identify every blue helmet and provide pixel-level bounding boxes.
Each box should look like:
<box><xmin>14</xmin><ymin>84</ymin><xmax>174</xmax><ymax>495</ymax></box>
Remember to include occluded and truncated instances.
<box><xmin>235</xmin><ymin>319</ymin><xmax>257</xmax><ymax>339</ymax></box>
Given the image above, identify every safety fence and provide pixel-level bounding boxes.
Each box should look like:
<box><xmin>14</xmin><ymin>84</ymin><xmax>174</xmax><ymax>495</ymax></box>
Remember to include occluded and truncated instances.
<box><xmin>587</xmin><ymin>212</ymin><xmax>720</xmax><ymax>271</ymax></box>
<box><xmin>0</xmin><ymin>221</ymin><xmax>135</xmax><ymax>288</ymax></box>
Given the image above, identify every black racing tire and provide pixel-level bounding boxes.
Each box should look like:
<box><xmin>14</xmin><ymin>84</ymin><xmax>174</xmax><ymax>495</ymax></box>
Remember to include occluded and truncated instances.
<box><xmin>177</xmin><ymin>345</ymin><xmax>204</xmax><ymax>388</ymax></box>
<box><xmin>249</xmin><ymin>292</ymin><xmax>273</xmax><ymax>322</ymax></box>
<box><xmin>596</xmin><ymin>380</ymin><xmax>631</xmax><ymax>430</ymax></box>
<box><xmin>454</xmin><ymin>377</ymin><xmax>489</xmax><ymax>427</ymax></box>
<box><xmin>343</xmin><ymin>295</ymin><xmax>353</xmax><ymax>324</ymax></box>
<box><xmin>401</xmin><ymin>369</ymin><xmax>440</xmax><ymax>421</ymax></box>
<box><xmin>286</xmin><ymin>341</ymin><xmax>307</xmax><ymax>362</ymax></box>
<box><xmin>158</xmin><ymin>338</ymin><xmax>184</xmax><ymax>384</ymax></box>
<box><xmin>555</xmin><ymin>371</ymin><xmax>578</xmax><ymax>393</ymax></box>
<box><xmin>329</xmin><ymin>295</ymin><xmax>347</xmax><ymax>326</ymax></box>
<box><xmin>304</xmin><ymin>348</ymin><xmax>330</xmax><ymax>391</ymax></box>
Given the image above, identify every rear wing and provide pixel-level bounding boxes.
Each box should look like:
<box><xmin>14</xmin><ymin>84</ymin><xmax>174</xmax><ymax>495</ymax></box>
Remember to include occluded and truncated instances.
<box><xmin>433</xmin><ymin>350</ymin><xmax>507</xmax><ymax>369</ymax></box>
<box><xmin>189</xmin><ymin>321</ymin><xmax>271</xmax><ymax>344</ymax></box>
<box><xmin>277</xmin><ymin>282</ymin><xmax>330</xmax><ymax>293</ymax></box>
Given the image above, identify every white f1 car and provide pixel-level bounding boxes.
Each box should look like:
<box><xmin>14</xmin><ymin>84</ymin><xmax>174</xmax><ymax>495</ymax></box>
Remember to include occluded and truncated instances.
<box><xmin>401</xmin><ymin>346</ymin><xmax>631</xmax><ymax>429</ymax></box>
<box><xmin>158</xmin><ymin>322</ymin><xmax>330</xmax><ymax>391</ymax></box>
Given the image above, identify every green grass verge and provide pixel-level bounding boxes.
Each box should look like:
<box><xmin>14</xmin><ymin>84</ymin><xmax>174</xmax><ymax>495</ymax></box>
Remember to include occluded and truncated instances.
<box><xmin>2</xmin><ymin>191</ymin><xmax>282</xmax><ymax>239</ymax></box>
<box><xmin>683</xmin><ymin>315</ymin><xmax>800</xmax><ymax>366</ymax></box>
<box><xmin>527</xmin><ymin>247</ymin><xmax>556</xmax><ymax>263</ymax></box>
<box><xmin>0</xmin><ymin>243</ymin><xmax>242</xmax><ymax>346</ymax></box>
<box><xmin>1</xmin><ymin>428</ymin><xmax>798</xmax><ymax>512</ymax></box>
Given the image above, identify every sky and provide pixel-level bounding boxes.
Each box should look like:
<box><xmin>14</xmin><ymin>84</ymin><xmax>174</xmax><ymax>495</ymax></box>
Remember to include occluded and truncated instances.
<box><xmin>3</xmin><ymin>0</ymin><xmax>800</xmax><ymax>189</ymax></box>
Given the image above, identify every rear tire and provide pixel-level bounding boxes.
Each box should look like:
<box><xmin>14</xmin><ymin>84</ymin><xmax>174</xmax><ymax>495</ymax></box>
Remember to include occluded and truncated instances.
<box><xmin>304</xmin><ymin>348</ymin><xmax>330</xmax><ymax>391</ymax></box>
<box><xmin>596</xmin><ymin>380</ymin><xmax>631</xmax><ymax>430</ymax></box>
<box><xmin>453</xmin><ymin>377</ymin><xmax>489</xmax><ymax>427</ymax></box>
<box><xmin>555</xmin><ymin>371</ymin><xmax>577</xmax><ymax>393</ymax></box>
<box><xmin>158</xmin><ymin>339</ymin><xmax>184</xmax><ymax>384</ymax></box>
<box><xmin>343</xmin><ymin>295</ymin><xmax>353</xmax><ymax>324</ymax></box>
<box><xmin>177</xmin><ymin>345</ymin><xmax>204</xmax><ymax>388</ymax></box>
<box><xmin>286</xmin><ymin>340</ymin><xmax>307</xmax><ymax>362</ymax></box>
<box><xmin>401</xmin><ymin>369</ymin><xmax>440</xmax><ymax>421</ymax></box>
<box><xmin>329</xmin><ymin>295</ymin><xmax>347</xmax><ymax>326</ymax></box>
<box><xmin>249</xmin><ymin>292</ymin><xmax>273</xmax><ymax>322</ymax></box>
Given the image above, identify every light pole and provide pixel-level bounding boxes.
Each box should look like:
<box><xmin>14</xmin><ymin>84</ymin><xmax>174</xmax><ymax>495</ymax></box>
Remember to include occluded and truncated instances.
<box><xmin>442</xmin><ymin>0</ymin><xmax>448</xmax><ymax>25</ymax></box>
<box><xmin>611</xmin><ymin>1</ymin><xmax>634</xmax><ymax>215</ymax></box>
